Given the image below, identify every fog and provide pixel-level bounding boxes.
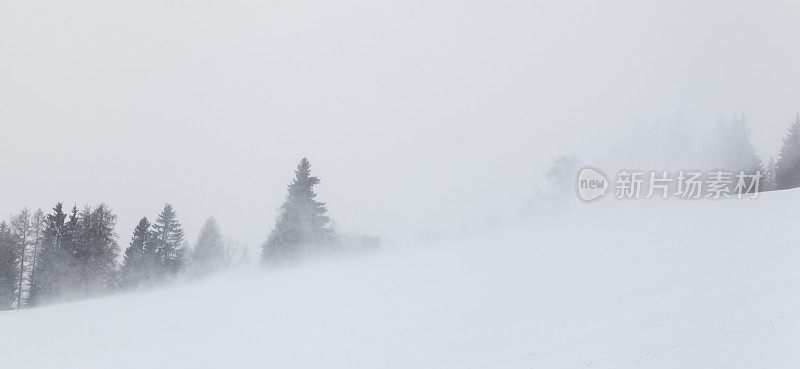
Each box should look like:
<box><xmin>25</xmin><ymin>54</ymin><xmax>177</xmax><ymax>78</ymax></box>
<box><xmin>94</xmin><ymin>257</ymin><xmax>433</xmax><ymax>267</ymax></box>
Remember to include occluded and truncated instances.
<box><xmin>1</xmin><ymin>0</ymin><xmax>799</xmax><ymax>246</ymax></box>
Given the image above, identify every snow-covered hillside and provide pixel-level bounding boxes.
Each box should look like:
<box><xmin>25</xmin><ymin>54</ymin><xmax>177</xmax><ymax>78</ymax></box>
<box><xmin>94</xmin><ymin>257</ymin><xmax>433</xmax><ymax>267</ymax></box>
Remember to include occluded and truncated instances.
<box><xmin>2</xmin><ymin>190</ymin><xmax>800</xmax><ymax>368</ymax></box>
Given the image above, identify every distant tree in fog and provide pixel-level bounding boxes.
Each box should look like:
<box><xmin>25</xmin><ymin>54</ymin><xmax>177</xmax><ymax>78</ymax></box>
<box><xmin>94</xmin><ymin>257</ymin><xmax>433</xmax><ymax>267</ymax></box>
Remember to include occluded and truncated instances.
<box><xmin>0</xmin><ymin>222</ymin><xmax>19</xmax><ymax>310</ymax></box>
<box><xmin>776</xmin><ymin>114</ymin><xmax>800</xmax><ymax>190</ymax></box>
<box><xmin>262</xmin><ymin>158</ymin><xmax>334</xmax><ymax>264</ymax></box>
<box><xmin>762</xmin><ymin>157</ymin><xmax>778</xmax><ymax>192</ymax></box>
<box><xmin>121</xmin><ymin>217</ymin><xmax>159</xmax><ymax>288</ymax></box>
<box><xmin>523</xmin><ymin>153</ymin><xmax>582</xmax><ymax>216</ymax></box>
<box><xmin>234</xmin><ymin>246</ymin><xmax>250</xmax><ymax>267</ymax></box>
<box><xmin>223</xmin><ymin>237</ymin><xmax>249</xmax><ymax>268</ymax></box>
<box><xmin>707</xmin><ymin>114</ymin><xmax>762</xmax><ymax>175</ymax></box>
<box><xmin>545</xmin><ymin>154</ymin><xmax>581</xmax><ymax>193</ymax></box>
<box><xmin>602</xmin><ymin>118</ymin><xmax>699</xmax><ymax>172</ymax></box>
<box><xmin>191</xmin><ymin>217</ymin><xmax>225</xmax><ymax>276</ymax></box>
<box><xmin>152</xmin><ymin>204</ymin><xmax>186</xmax><ymax>276</ymax></box>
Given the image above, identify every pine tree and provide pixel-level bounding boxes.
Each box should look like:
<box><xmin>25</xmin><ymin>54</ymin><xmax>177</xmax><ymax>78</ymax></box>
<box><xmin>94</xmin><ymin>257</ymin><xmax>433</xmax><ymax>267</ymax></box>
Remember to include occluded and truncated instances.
<box><xmin>776</xmin><ymin>114</ymin><xmax>800</xmax><ymax>190</ymax></box>
<box><xmin>191</xmin><ymin>217</ymin><xmax>225</xmax><ymax>276</ymax></box>
<box><xmin>28</xmin><ymin>203</ymin><xmax>70</xmax><ymax>306</ymax></box>
<box><xmin>121</xmin><ymin>217</ymin><xmax>158</xmax><ymax>288</ymax></box>
<box><xmin>701</xmin><ymin>114</ymin><xmax>763</xmax><ymax>195</ymax></box>
<box><xmin>75</xmin><ymin>204</ymin><xmax>119</xmax><ymax>295</ymax></box>
<box><xmin>262</xmin><ymin>158</ymin><xmax>334</xmax><ymax>263</ymax></box>
<box><xmin>25</xmin><ymin>209</ymin><xmax>45</xmax><ymax>306</ymax></box>
<box><xmin>61</xmin><ymin>205</ymin><xmax>81</xmax><ymax>289</ymax></box>
<box><xmin>10</xmin><ymin>209</ymin><xmax>33</xmax><ymax>309</ymax></box>
<box><xmin>152</xmin><ymin>204</ymin><xmax>186</xmax><ymax>276</ymax></box>
<box><xmin>709</xmin><ymin>114</ymin><xmax>762</xmax><ymax>174</ymax></box>
<box><xmin>0</xmin><ymin>222</ymin><xmax>19</xmax><ymax>310</ymax></box>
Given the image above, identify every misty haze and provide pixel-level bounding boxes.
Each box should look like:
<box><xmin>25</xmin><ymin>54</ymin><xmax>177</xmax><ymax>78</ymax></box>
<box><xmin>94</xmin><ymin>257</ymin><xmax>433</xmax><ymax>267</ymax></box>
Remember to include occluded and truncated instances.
<box><xmin>1</xmin><ymin>0</ymin><xmax>800</xmax><ymax>368</ymax></box>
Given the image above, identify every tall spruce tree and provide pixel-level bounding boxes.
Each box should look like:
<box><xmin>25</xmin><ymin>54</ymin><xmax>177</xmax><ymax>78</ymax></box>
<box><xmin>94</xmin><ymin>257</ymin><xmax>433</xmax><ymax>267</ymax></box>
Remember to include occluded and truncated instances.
<box><xmin>75</xmin><ymin>204</ymin><xmax>119</xmax><ymax>295</ymax></box>
<box><xmin>0</xmin><ymin>222</ymin><xmax>19</xmax><ymax>310</ymax></box>
<box><xmin>10</xmin><ymin>209</ymin><xmax>33</xmax><ymax>309</ymax></box>
<box><xmin>776</xmin><ymin>114</ymin><xmax>800</xmax><ymax>190</ymax></box>
<box><xmin>262</xmin><ymin>158</ymin><xmax>334</xmax><ymax>263</ymax></box>
<box><xmin>61</xmin><ymin>205</ymin><xmax>81</xmax><ymax>289</ymax></box>
<box><xmin>28</xmin><ymin>203</ymin><xmax>70</xmax><ymax>306</ymax></box>
<box><xmin>152</xmin><ymin>204</ymin><xmax>186</xmax><ymax>275</ymax></box>
<box><xmin>191</xmin><ymin>217</ymin><xmax>225</xmax><ymax>276</ymax></box>
<box><xmin>26</xmin><ymin>209</ymin><xmax>45</xmax><ymax>306</ymax></box>
<box><xmin>121</xmin><ymin>217</ymin><xmax>158</xmax><ymax>288</ymax></box>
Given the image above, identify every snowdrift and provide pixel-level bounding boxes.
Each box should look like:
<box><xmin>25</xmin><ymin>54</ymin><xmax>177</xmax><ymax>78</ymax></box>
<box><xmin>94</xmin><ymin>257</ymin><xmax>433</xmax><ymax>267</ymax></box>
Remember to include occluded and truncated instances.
<box><xmin>2</xmin><ymin>190</ymin><xmax>800</xmax><ymax>368</ymax></box>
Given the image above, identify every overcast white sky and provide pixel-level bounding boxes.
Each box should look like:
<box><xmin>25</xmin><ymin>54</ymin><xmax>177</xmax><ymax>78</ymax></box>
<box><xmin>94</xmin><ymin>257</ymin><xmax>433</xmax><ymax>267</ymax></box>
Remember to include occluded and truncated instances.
<box><xmin>1</xmin><ymin>0</ymin><xmax>799</xmax><ymax>246</ymax></box>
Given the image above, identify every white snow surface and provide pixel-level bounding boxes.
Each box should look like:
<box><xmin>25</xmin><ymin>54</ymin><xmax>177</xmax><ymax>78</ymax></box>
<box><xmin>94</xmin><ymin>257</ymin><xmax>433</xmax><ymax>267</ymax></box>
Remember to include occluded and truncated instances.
<box><xmin>2</xmin><ymin>190</ymin><xmax>800</xmax><ymax>368</ymax></box>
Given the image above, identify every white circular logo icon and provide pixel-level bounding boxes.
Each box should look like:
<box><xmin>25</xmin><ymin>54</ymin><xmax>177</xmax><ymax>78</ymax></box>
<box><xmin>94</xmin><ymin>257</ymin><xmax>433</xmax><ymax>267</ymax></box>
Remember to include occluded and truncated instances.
<box><xmin>577</xmin><ymin>168</ymin><xmax>608</xmax><ymax>201</ymax></box>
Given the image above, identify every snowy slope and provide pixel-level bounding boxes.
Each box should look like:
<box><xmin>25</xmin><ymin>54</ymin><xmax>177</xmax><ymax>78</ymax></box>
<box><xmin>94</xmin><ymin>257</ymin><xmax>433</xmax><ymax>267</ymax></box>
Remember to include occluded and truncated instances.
<box><xmin>2</xmin><ymin>190</ymin><xmax>800</xmax><ymax>368</ymax></box>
